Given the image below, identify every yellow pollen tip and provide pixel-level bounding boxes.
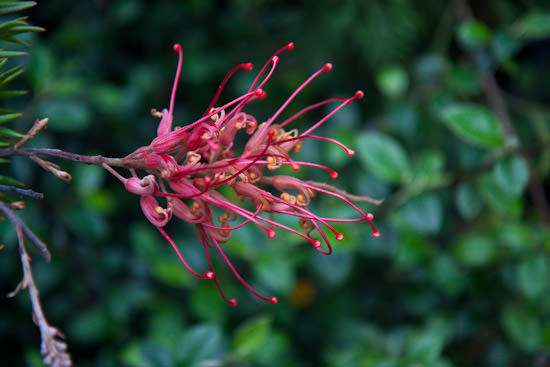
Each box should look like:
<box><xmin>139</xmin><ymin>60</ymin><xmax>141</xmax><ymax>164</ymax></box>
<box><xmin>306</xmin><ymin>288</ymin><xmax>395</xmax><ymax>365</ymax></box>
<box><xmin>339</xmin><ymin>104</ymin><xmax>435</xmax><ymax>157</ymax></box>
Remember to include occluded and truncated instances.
<box><xmin>155</xmin><ymin>206</ymin><xmax>164</xmax><ymax>214</ymax></box>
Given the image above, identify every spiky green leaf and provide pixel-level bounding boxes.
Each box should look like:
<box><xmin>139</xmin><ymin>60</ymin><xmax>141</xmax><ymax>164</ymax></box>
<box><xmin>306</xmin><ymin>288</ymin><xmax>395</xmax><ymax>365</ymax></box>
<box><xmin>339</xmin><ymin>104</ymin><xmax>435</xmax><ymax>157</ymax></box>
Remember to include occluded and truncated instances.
<box><xmin>0</xmin><ymin>126</ymin><xmax>23</xmax><ymax>138</ymax></box>
<box><xmin>0</xmin><ymin>112</ymin><xmax>21</xmax><ymax>124</ymax></box>
<box><xmin>0</xmin><ymin>2</ymin><xmax>37</xmax><ymax>15</ymax></box>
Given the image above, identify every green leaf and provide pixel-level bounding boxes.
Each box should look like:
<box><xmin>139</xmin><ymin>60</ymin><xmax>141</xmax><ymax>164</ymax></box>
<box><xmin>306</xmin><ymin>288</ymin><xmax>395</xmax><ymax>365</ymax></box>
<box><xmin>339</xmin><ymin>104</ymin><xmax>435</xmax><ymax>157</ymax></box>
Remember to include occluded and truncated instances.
<box><xmin>502</xmin><ymin>304</ymin><xmax>542</xmax><ymax>352</ymax></box>
<box><xmin>254</xmin><ymin>253</ymin><xmax>295</xmax><ymax>293</ymax></box>
<box><xmin>0</xmin><ymin>65</ymin><xmax>24</xmax><ymax>88</ymax></box>
<box><xmin>38</xmin><ymin>99</ymin><xmax>91</xmax><ymax>132</ymax></box>
<box><xmin>376</xmin><ymin>64</ymin><xmax>409</xmax><ymax>99</ymax></box>
<box><xmin>0</xmin><ymin>90</ymin><xmax>27</xmax><ymax>99</ymax></box>
<box><xmin>0</xmin><ymin>50</ymin><xmax>26</xmax><ymax>57</ymax></box>
<box><xmin>233</xmin><ymin>315</ymin><xmax>272</xmax><ymax>358</ymax></box>
<box><xmin>0</xmin><ymin>112</ymin><xmax>21</xmax><ymax>124</ymax></box>
<box><xmin>514</xmin><ymin>11</ymin><xmax>550</xmax><ymax>40</ymax></box>
<box><xmin>457</xmin><ymin>19</ymin><xmax>491</xmax><ymax>48</ymax></box>
<box><xmin>517</xmin><ymin>255</ymin><xmax>549</xmax><ymax>302</ymax></box>
<box><xmin>0</xmin><ymin>2</ymin><xmax>37</xmax><ymax>15</ymax></box>
<box><xmin>452</xmin><ymin>233</ymin><xmax>496</xmax><ymax>267</ymax></box>
<box><xmin>455</xmin><ymin>182</ymin><xmax>483</xmax><ymax>220</ymax></box>
<box><xmin>0</xmin><ymin>126</ymin><xmax>23</xmax><ymax>138</ymax></box>
<box><xmin>439</xmin><ymin>103</ymin><xmax>505</xmax><ymax>148</ymax></box>
<box><xmin>401</xmin><ymin>194</ymin><xmax>443</xmax><ymax>234</ymax></box>
<box><xmin>411</xmin><ymin>150</ymin><xmax>447</xmax><ymax>191</ymax></box>
<box><xmin>176</xmin><ymin>325</ymin><xmax>226</xmax><ymax>365</ymax></box>
<box><xmin>492</xmin><ymin>155</ymin><xmax>529</xmax><ymax>196</ymax></box>
<box><xmin>478</xmin><ymin>173</ymin><xmax>523</xmax><ymax>215</ymax></box>
<box><xmin>356</xmin><ymin>131</ymin><xmax>411</xmax><ymax>184</ymax></box>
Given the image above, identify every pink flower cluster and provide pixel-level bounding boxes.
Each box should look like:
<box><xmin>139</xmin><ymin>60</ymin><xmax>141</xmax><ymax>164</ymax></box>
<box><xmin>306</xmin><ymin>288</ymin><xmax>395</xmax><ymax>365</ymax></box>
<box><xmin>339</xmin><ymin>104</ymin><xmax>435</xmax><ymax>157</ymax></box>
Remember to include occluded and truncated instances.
<box><xmin>104</xmin><ymin>43</ymin><xmax>379</xmax><ymax>305</ymax></box>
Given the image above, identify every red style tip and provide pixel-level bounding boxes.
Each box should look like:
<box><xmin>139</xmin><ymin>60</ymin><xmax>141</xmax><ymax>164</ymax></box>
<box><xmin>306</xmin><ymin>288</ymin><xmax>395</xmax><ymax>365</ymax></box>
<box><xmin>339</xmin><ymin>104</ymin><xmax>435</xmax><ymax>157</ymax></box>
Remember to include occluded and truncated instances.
<box><xmin>335</xmin><ymin>233</ymin><xmax>344</xmax><ymax>241</ymax></box>
<box><xmin>329</xmin><ymin>171</ymin><xmax>338</xmax><ymax>179</ymax></box>
<box><xmin>291</xmin><ymin>164</ymin><xmax>300</xmax><ymax>171</ymax></box>
<box><xmin>324</xmin><ymin>63</ymin><xmax>333</xmax><ymax>71</ymax></box>
<box><xmin>173</xmin><ymin>43</ymin><xmax>181</xmax><ymax>52</ymax></box>
<box><xmin>366</xmin><ymin>213</ymin><xmax>374</xmax><ymax>221</ymax></box>
<box><xmin>229</xmin><ymin>299</ymin><xmax>238</xmax><ymax>306</ymax></box>
<box><xmin>267</xmin><ymin>229</ymin><xmax>276</xmax><ymax>238</ymax></box>
<box><xmin>372</xmin><ymin>230</ymin><xmax>381</xmax><ymax>238</ymax></box>
<box><xmin>346</xmin><ymin>148</ymin><xmax>356</xmax><ymax>156</ymax></box>
<box><xmin>355</xmin><ymin>90</ymin><xmax>364</xmax><ymax>99</ymax></box>
<box><xmin>269</xmin><ymin>297</ymin><xmax>278</xmax><ymax>304</ymax></box>
<box><xmin>272</xmin><ymin>56</ymin><xmax>279</xmax><ymax>63</ymax></box>
<box><xmin>267</xmin><ymin>130</ymin><xmax>276</xmax><ymax>138</ymax></box>
<box><xmin>206</xmin><ymin>271</ymin><xmax>215</xmax><ymax>279</ymax></box>
<box><xmin>244</xmin><ymin>62</ymin><xmax>253</xmax><ymax>71</ymax></box>
<box><xmin>313</xmin><ymin>240</ymin><xmax>321</xmax><ymax>248</ymax></box>
<box><xmin>286</xmin><ymin>42</ymin><xmax>295</xmax><ymax>50</ymax></box>
<box><xmin>255</xmin><ymin>89</ymin><xmax>266</xmax><ymax>98</ymax></box>
<box><xmin>203</xmin><ymin>176</ymin><xmax>212</xmax><ymax>184</ymax></box>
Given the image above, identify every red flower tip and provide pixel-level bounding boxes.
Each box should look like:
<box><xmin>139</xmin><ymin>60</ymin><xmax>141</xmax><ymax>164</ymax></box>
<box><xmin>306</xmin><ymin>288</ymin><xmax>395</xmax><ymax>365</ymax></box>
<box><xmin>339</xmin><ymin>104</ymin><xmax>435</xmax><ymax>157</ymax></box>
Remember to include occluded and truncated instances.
<box><xmin>372</xmin><ymin>230</ymin><xmax>381</xmax><ymax>238</ymax></box>
<box><xmin>269</xmin><ymin>297</ymin><xmax>278</xmax><ymax>304</ymax></box>
<box><xmin>313</xmin><ymin>240</ymin><xmax>321</xmax><ymax>248</ymax></box>
<box><xmin>267</xmin><ymin>229</ymin><xmax>276</xmax><ymax>238</ymax></box>
<box><xmin>346</xmin><ymin>148</ymin><xmax>356</xmax><ymax>156</ymax></box>
<box><xmin>244</xmin><ymin>62</ymin><xmax>253</xmax><ymax>71</ymax></box>
<box><xmin>173</xmin><ymin>43</ymin><xmax>181</xmax><ymax>52</ymax></box>
<box><xmin>286</xmin><ymin>42</ymin><xmax>295</xmax><ymax>50</ymax></box>
<box><xmin>267</xmin><ymin>130</ymin><xmax>276</xmax><ymax>138</ymax></box>
<box><xmin>355</xmin><ymin>90</ymin><xmax>364</xmax><ymax>99</ymax></box>
<box><xmin>271</xmin><ymin>55</ymin><xmax>279</xmax><ymax>64</ymax></box>
<box><xmin>323</xmin><ymin>63</ymin><xmax>333</xmax><ymax>71</ymax></box>
<box><xmin>203</xmin><ymin>176</ymin><xmax>212</xmax><ymax>184</ymax></box>
<box><xmin>291</xmin><ymin>163</ymin><xmax>300</xmax><ymax>171</ymax></box>
<box><xmin>366</xmin><ymin>213</ymin><xmax>374</xmax><ymax>221</ymax></box>
<box><xmin>335</xmin><ymin>233</ymin><xmax>344</xmax><ymax>241</ymax></box>
<box><xmin>229</xmin><ymin>299</ymin><xmax>238</xmax><ymax>306</ymax></box>
<box><xmin>206</xmin><ymin>271</ymin><xmax>215</xmax><ymax>279</ymax></box>
<box><xmin>329</xmin><ymin>171</ymin><xmax>338</xmax><ymax>179</ymax></box>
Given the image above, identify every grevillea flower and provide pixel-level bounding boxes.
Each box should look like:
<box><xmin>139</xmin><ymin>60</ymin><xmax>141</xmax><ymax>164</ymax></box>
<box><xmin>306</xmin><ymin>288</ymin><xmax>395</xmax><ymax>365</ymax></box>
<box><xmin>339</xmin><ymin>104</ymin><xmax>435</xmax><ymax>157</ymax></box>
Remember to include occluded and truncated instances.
<box><xmin>104</xmin><ymin>43</ymin><xmax>381</xmax><ymax>305</ymax></box>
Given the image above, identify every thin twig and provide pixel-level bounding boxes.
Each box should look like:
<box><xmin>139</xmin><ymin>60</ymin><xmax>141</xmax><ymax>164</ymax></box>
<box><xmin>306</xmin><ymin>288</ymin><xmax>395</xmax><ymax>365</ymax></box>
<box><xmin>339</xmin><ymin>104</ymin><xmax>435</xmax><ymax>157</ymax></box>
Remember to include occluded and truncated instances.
<box><xmin>10</xmin><ymin>225</ymin><xmax>72</xmax><ymax>367</ymax></box>
<box><xmin>0</xmin><ymin>184</ymin><xmax>44</xmax><ymax>200</ymax></box>
<box><xmin>0</xmin><ymin>200</ymin><xmax>51</xmax><ymax>262</ymax></box>
<box><xmin>0</xmin><ymin>147</ymin><xmax>126</xmax><ymax>167</ymax></box>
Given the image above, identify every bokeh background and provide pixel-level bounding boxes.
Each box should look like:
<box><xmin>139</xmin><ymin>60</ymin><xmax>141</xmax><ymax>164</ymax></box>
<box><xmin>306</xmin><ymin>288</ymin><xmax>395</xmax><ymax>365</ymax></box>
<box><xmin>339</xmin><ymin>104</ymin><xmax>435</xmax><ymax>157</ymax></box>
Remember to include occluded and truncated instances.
<box><xmin>1</xmin><ymin>0</ymin><xmax>549</xmax><ymax>366</ymax></box>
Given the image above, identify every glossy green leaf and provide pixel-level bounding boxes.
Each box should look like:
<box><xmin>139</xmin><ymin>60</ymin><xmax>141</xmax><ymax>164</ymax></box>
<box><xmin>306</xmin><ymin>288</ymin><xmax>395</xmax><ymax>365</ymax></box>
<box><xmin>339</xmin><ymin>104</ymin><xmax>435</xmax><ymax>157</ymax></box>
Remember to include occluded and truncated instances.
<box><xmin>356</xmin><ymin>131</ymin><xmax>411</xmax><ymax>184</ymax></box>
<box><xmin>502</xmin><ymin>305</ymin><xmax>542</xmax><ymax>352</ymax></box>
<box><xmin>0</xmin><ymin>112</ymin><xmax>21</xmax><ymax>124</ymax></box>
<box><xmin>457</xmin><ymin>19</ymin><xmax>491</xmax><ymax>48</ymax></box>
<box><xmin>376</xmin><ymin>64</ymin><xmax>409</xmax><ymax>99</ymax></box>
<box><xmin>455</xmin><ymin>182</ymin><xmax>483</xmax><ymax>220</ymax></box>
<box><xmin>0</xmin><ymin>2</ymin><xmax>37</xmax><ymax>15</ymax></box>
<box><xmin>177</xmin><ymin>325</ymin><xmax>227</xmax><ymax>364</ymax></box>
<box><xmin>515</xmin><ymin>12</ymin><xmax>550</xmax><ymax>39</ymax></box>
<box><xmin>452</xmin><ymin>234</ymin><xmax>496</xmax><ymax>267</ymax></box>
<box><xmin>439</xmin><ymin>103</ymin><xmax>505</xmax><ymax>148</ymax></box>
<box><xmin>233</xmin><ymin>315</ymin><xmax>272</xmax><ymax>358</ymax></box>
<box><xmin>517</xmin><ymin>255</ymin><xmax>549</xmax><ymax>301</ymax></box>
<box><xmin>401</xmin><ymin>194</ymin><xmax>443</xmax><ymax>234</ymax></box>
<box><xmin>254</xmin><ymin>253</ymin><xmax>295</xmax><ymax>293</ymax></box>
<box><xmin>493</xmin><ymin>155</ymin><xmax>529</xmax><ymax>196</ymax></box>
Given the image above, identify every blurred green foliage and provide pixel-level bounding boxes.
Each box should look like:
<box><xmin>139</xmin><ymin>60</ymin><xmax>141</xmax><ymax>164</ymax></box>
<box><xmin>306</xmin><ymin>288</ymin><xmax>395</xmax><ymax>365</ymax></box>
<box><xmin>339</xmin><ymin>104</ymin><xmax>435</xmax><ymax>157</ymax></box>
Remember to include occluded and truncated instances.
<box><xmin>1</xmin><ymin>0</ymin><xmax>549</xmax><ymax>366</ymax></box>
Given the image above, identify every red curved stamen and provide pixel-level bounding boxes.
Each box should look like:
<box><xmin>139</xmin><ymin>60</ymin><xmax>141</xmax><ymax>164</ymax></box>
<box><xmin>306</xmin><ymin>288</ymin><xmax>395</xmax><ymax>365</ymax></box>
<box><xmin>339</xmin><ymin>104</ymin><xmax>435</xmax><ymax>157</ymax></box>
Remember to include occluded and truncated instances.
<box><xmin>169</xmin><ymin>44</ymin><xmax>183</xmax><ymax>119</ymax></box>
<box><xmin>157</xmin><ymin>226</ymin><xmax>213</xmax><ymax>279</ymax></box>
<box><xmin>249</xmin><ymin>42</ymin><xmax>294</xmax><ymax>92</ymax></box>
<box><xmin>274</xmin><ymin>134</ymin><xmax>355</xmax><ymax>156</ymax></box>
<box><xmin>279</xmin><ymin>97</ymin><xmax>346</xmax><ymax>128</ymax></box>
<box><xmin>210</xmin><ymin>233</ymin><xmax>277</xmax><ymax>304</ymax></box>
<box><xmin>301</xmin><ymin>182</ymin><xmax>379</xmax><ymax>237</ymax></box>
<box><xmin>266</xmin><ymin>63</ymin><xmax>333</xmax><ymax>128</ymax></box>
<box><xmin>204</xmin><ymin>62</ymin><xmax>253</xmax><ymax>116</ymax></box>
<box><xmin>301</xmin><ymin>91</ymin><xmax>364</xmax><ymax>137</ymax></box>
<box><xmin>197</xmin><ymin>226</ymin><xmax>238</xmax><ymax>306</ymax></box>
<box><xmin>255</xmin><ymin>159</ymin><xmax>338</xmax><ymax>178</ymax></box>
